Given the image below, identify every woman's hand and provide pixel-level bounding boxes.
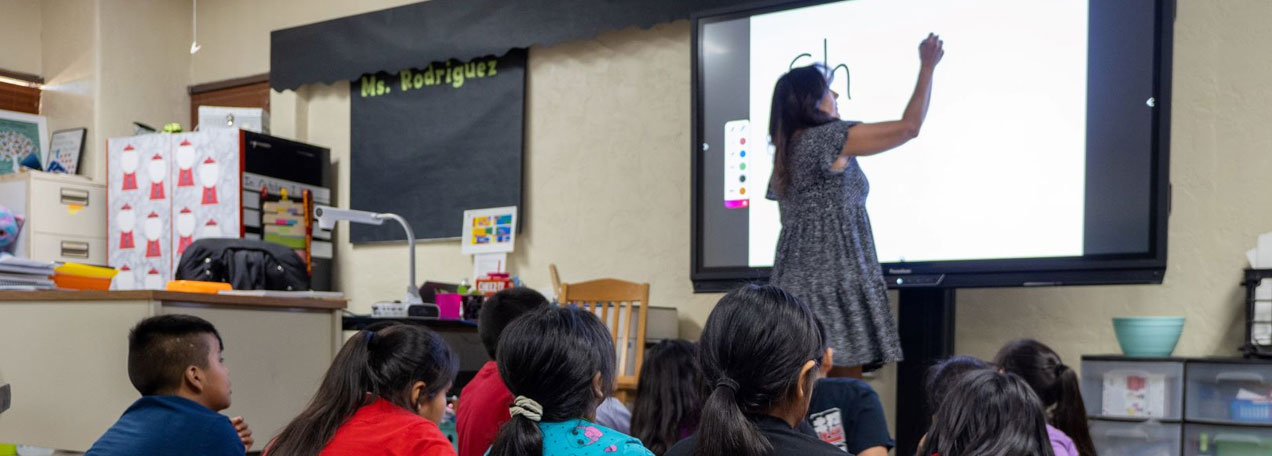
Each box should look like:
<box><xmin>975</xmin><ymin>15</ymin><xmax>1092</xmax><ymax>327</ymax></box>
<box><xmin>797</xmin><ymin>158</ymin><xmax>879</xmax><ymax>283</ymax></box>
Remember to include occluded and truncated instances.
<box><xmin>920</xmin><ymin>33</ymin><xmax>944</xmax><ymax>69</ymax></box>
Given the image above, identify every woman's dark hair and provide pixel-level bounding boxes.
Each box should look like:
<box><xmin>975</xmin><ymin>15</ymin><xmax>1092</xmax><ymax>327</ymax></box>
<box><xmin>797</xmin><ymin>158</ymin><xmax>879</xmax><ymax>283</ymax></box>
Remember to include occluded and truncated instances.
<box><xmin>769</xmin><ymin>63</ymin><xmax>839</xmax><ymax>198</ymax></box>
<box><xmin>925</xmin><ymin>355</ymin><xmax>992</xmax><ymax>415</ymax></box>
<box><xmin>631</xmin><ymin>339</ymin><xmax>704</xmax><ymax>455</ymax></box>
<box><xmin>265</xmin><ymin>323</ymin><xmax>458</xmax><ymax>456</ymax></box>
<box><xmin>994</xmin><ymin>338</ymin><xmax>1097</xmax><ymax>456</ymax></box>
<box><xmin>694</xmin><ymin>284</ymin><xmax>826</xmax><ymax>456</ymax></box>
<box><xmin>916</xmin><ymin>369</ymin><xmax>1057</xmax><ymax>456</ymax></box>
<box><xmin>488</xmin><ymin>306</ymin><xmax>617</xmax><ymax>456</ymax></box>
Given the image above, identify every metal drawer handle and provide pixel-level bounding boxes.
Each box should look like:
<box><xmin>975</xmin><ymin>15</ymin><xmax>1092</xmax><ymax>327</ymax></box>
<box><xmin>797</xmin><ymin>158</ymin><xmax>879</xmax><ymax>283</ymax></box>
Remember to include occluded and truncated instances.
<box><xmin>1214</xmin><ymin>433</ymin><xmax>1266</xmax><ymax>445</ymax></box>
<box><xmin>1105</xmin><ymin>429</ymin><xmax>1151</xmax><ymax>440</ymax></box>
<box><xmin>1216</xmin><ymin>371</ymin><xmax>1265</xmax><ymax>383</ymax></box>
<box><xmin>61</xmin><ymin>241</ymin><xmax>90</xmax><ymax>258</ymax></box>
<box><xmin>60</xmin><ymin>188</ymin><xmax>90</xmax><ymax>206</ymax></box>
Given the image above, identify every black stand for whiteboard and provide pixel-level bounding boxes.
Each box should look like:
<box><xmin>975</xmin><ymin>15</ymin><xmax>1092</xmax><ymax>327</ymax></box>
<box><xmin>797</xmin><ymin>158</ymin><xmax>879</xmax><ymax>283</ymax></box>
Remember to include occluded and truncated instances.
<box><xmin>894</xmin><ymin>288</ymin><xmax>956</xmax><ymax>456</ymax></box>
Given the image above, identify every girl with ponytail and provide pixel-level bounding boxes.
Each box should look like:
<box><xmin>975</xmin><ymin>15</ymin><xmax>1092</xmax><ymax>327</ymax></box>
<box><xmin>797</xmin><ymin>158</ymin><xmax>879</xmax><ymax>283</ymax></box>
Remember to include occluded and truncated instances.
<box><xmin>665</xmin><ymin>284</ymin><xmax>842</xmax><ymax>456</ymax></box>
<box><xmin>265</xmin><ymin>323</ymin><xmax>459</xmax><ymax>456</ymax></box>
<box><xmin>994</xmin><ymin>339</ymin><xmax>1097</xmax><ymax>456</ymax></box>
<box><xmin>487</xmin><ymin>306</ymin><xmax>653</xmax><ymax>456</ymax></box>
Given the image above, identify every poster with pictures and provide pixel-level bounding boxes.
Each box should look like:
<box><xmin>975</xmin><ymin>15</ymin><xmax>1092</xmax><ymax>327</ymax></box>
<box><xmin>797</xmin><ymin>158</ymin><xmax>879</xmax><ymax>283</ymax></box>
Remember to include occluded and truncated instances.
<box><xmin>0</xmin><ymin>109</ymin><xmax>48</xmax><ymax>176</ymax></box>
<box><xmin>108</xmin><ymin>129</ymin><xmax>243</xmax><ymax>289</ymax></box>
<box><xmin>107</xmin><ymin>134</ymin><xmax>173</xmax><ymax>290</ymax></box>
<box><xmin>170</xmin><ymin>129</ymin><xmax>241</xmax><ymax>265</ymax></box>
<box><xmin>45</xmin><ymin>128</ymin><xmax>86</xmax><ymax>174</ymax></box>
<box><xmin>461</xmin><ymin>206</ymin><xmax>517</xmax><ymax>254</ymax></box>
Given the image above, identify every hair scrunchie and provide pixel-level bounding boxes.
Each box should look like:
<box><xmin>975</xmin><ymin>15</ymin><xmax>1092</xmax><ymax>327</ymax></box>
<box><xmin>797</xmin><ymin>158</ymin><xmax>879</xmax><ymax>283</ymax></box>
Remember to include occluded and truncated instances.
<box><xmin>509</xmin><ymin>395</ymin><xmax>543</xmax><ymax>422</ymax></box>
<box><xmin>715</xmin><ymin>377</ymin><xmax>740</xmax><ymax>393</ymax></box>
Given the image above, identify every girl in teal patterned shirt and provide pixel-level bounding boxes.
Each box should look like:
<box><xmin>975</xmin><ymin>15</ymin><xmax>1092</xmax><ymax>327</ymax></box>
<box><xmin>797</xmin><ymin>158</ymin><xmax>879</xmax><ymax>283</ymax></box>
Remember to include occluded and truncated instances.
<box><xmin>487</xmin><ymin>307</ymin><xmax>653</xmax><ymax>456</ymax></box>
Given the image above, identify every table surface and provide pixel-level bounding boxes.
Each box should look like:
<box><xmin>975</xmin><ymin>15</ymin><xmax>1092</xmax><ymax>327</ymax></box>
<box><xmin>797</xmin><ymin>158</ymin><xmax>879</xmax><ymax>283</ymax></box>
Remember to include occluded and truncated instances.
<box><xmin>0</xmin><ymin>290</ymin><xmax>347</xmax><ymax>310</ymax></box>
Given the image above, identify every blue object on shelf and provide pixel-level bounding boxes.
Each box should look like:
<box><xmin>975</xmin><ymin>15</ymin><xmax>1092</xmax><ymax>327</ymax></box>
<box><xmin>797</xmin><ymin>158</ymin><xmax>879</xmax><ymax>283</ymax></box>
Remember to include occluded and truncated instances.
<box><xmin>1113</xmin><ymin>317</ymin><xmax>1185</xmax><ymax>357</ymax></box>
<box><xmin>1231</xmin><ymin>399</ymin><xmax>1272</xmax><ymax>423</ymax></box>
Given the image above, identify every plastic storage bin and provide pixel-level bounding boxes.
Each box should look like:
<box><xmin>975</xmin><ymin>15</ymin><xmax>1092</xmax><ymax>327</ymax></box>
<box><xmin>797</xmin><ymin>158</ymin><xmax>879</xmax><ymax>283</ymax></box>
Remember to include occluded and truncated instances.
<box><xmin>1186</xmin><ymin>361</ymin><xmax>1272</xmax><ymax>424</ymax></box>
<box><xmin>1092</xmin><ymin>419</ymin><xmax>1182</xmax><ymax>456</ymax></box>
<box><xmin>1083</xmin><ymin>358</ymin><xmax>1185</xmax><ymax>420</ymax></box>
<box><xmin>1185</xmin><ymin>424</ymin><xmax>1272</xmax><ymax>456</ymax></box>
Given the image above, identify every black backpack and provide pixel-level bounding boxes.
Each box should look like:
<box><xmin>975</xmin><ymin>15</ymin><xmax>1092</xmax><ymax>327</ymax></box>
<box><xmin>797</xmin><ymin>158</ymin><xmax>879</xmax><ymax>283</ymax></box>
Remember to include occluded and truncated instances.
<box><xmin>175</xmin><ymin>238</ymin><xmax>310</xmax><ymax>291</ymax></box>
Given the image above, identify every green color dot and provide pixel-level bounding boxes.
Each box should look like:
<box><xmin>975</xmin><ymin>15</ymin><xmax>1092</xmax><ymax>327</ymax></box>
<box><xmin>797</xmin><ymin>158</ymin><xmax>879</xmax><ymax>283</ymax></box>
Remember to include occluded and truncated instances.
<box><xmin>740</xmin><ymin>163</ymin><xmax>747</xmax><ymax>170</ymax></box>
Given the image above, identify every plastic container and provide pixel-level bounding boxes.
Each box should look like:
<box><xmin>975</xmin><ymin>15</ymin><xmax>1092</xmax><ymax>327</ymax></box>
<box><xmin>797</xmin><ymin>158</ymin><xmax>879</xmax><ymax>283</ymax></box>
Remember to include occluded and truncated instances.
<box><xmin>1186</xmin><ymin>361</ymin><xmax>1272</xmax><ymax>423</ymax></box>
<box><xmin>1091</xmin><ymin>419</ymin><xmax>1181</xmax><ymax>456</ymax></box>
<box><xmin>1082</xmin><ymin>358</ymin><xmax>1185</xmax><ymax>420</ymax></box>
<box><xmin>1186</xmin><ymin>424</ymin><xmax>1272</xmax><ymax>456</ymax></box>
<box><xmin>51</xmin><ymin>273</ymin><xmax>112</xmax><ymax>290</ymax></box>
<box><xmin>1114</xmin><ymin>316</ymin><xmax>1186</xmax><ymax>357</ymax></box>
<box><xmin>435</xmin><ymin>293</ymin><xmax>462</xmax><ymax>320</ymax></box>
<box><xmin>1230</xmin><ymin>399</ymin><xmax>1272</xmax><ymax>423</ymax></box>
<box><xmin>51</xmin><ymin>263</ymin><xmax>119</xmax><ymax>290</ymax></box>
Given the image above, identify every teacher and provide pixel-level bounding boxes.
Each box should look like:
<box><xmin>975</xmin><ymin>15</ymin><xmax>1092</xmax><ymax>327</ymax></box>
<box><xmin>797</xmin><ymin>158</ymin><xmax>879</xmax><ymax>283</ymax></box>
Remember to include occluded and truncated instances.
<box><xmin>768</xmin><ymin>34</ymin><xmax>944</xmax><ymax>374</ymax></box>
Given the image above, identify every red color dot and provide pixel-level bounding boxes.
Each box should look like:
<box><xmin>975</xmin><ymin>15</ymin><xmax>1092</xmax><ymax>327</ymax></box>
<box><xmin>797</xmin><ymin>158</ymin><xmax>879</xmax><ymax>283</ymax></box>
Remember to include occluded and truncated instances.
<box><xmin>740</xmin><ymin>138</ymin><xmax>747</xmax><ymax>145</ymax></box>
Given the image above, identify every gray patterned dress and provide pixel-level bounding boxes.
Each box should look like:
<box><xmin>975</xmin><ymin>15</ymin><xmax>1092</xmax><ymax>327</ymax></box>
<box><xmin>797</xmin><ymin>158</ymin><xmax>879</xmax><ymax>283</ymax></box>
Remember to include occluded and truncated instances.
<box><xmin>769</xmin><ymin>120</ymin><xmax>903</xmax><ymax>366</ymax></box>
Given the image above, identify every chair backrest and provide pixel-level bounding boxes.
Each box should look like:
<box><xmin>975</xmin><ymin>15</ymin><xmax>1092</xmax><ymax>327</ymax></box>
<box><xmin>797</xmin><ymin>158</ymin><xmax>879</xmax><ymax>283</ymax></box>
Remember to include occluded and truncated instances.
<box><xmin>558</xmin><ymin>278</ymin><xmax>650</xmax><ymax>385</ymax></box>
<box><xmin>549</xmin><ymin>263</ymin><xmax>563</xmax><ymax>300</ymax></box>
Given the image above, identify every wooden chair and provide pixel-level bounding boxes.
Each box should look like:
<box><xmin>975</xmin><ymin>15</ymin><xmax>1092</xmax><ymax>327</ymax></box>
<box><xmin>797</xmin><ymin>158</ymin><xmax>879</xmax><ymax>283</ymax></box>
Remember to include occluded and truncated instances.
<box><xmin>557</xmin><ymin>278</ymin><xmax>650</xmax><ymax>403</ymax></box>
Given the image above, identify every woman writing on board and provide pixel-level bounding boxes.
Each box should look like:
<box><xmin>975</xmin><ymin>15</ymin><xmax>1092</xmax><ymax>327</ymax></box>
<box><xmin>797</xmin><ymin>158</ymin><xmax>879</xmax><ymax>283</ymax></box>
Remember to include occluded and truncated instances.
<box><xmin>768</xmin><ymin>33</ymin><xmax>943</xmax><ymax>375</ymax></box>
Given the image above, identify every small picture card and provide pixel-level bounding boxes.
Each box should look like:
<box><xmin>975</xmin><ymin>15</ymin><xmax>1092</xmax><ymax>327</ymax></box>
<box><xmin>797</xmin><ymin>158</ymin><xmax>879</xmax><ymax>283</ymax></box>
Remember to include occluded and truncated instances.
<box><xmin>461</xmin><ymin>206</ymin><xmax>517</xmax><ymax>254</ymax></box>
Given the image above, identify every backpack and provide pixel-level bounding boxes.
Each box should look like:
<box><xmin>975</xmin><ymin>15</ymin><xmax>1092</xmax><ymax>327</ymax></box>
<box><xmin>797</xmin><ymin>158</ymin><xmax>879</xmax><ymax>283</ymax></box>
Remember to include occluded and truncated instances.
<box><xmin>175</xmin><ymin>238</ymin><xmax>310</xmax><ymax>291</ymax></box>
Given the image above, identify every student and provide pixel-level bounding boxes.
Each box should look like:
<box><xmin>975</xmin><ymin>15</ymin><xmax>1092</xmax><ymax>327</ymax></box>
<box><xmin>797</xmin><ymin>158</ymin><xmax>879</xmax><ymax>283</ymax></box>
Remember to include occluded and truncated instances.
<box><xmin>457</xmin><ymin>287</ymin><xmax>549</xmax><ymax>456</ymax></box>
<box><xmin>915</xmin><ymin>369</ymin><xmax>1055</xmax><ymax>456</ymax></box>
<box><xmin>488</xmin><ymin>306</ymin><xmax>654</xmax><ymax>456</ymax></box>
<box><xmin>631</xmin><ymin>339</ymin><xmax>704</xmax><ymax>455</ymax></box>
<box><xmin>801</xmin><ymin>376</ymin><xmax>894</xmax><ymax>455</ymax></box>
<box><xmin>994</xmin><ymin>339</ymin><xmax>1097</xmax><ymax>456</ymax></box>
<box><xmin>595</xmin><ymin>396</ymin><xmax>633</xmax><ymax>434</ymax></box>
<box><xmin>265</xmin><ymin>323</ymin><xmax>458</xmax><ymax>455</ymax></box>
<box><xmin>87</xmin><ymin>314</ymin><xmax>254</xmax><ymax>456</ymax></box>
<box><xmin>666</xmin><ymin>284</ymin><xmax>842</xmax><ymax>456</ymax></box>
<box><xmin>924</xmin><ymin>355</ymin><xmax>992</xmax><ymax>416</ymax></box>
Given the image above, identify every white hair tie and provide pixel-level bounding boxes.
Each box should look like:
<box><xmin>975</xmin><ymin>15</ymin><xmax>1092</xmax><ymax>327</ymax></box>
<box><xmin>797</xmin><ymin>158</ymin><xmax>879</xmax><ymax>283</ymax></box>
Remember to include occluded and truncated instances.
<box><xmin>509</xmin><ymin>395</ymin><xmax>543</xmax><ymax>422</ymax></box>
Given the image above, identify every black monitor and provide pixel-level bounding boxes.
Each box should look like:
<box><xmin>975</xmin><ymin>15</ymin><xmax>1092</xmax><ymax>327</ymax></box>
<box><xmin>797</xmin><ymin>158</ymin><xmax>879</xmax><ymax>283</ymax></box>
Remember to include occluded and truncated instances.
<box><xmin>691</xmin><ymin>0</ymin><xmax>1174</xmax><ymax>291</ymax></box>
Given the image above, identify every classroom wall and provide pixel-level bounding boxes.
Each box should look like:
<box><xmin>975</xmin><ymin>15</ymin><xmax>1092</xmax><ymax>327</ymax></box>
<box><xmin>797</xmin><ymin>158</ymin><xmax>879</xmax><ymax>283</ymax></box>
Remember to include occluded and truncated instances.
<box><xmin>39</xmin><ymin>0</ymin><xmax>97</xmax><ymax>176</ymax></box>
<box><xmin>108</xmin><ymin>0</ymin><xmax>1272</xmax><ymax>439</ymax></box>
<box><xmin>0</xmin><ymin>0</ymin><xmax>42</xmax><ymax>77</ymax></box>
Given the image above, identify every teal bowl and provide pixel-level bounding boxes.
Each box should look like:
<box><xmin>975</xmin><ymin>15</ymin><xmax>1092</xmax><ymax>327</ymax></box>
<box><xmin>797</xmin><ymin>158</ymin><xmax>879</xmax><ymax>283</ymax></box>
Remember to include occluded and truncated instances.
<box><xmin>1113</xmin><ymin>316</ymin><xmax>1185</xmax><ymax>357</ymax></box>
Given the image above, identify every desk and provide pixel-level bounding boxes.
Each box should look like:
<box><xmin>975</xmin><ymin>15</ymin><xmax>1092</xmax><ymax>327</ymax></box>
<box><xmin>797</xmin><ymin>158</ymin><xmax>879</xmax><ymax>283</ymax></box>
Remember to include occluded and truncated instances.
<box><xmin>0</xmin><ymin>290</ymin><xmax>346</xmax><ymax>452</ymax></box>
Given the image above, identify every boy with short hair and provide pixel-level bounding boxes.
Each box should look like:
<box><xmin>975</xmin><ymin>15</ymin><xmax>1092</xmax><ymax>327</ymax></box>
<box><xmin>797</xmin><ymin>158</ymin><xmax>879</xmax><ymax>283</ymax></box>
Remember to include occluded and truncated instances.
<box><xmin>456</xmin><ymin>287</ymin><xmax>549</xmax><ymax>456</ymax></box>
<box><xmin>87</xmin><ymin>314</ymin><xmax>253</xmax><ymax>456</ymax></box>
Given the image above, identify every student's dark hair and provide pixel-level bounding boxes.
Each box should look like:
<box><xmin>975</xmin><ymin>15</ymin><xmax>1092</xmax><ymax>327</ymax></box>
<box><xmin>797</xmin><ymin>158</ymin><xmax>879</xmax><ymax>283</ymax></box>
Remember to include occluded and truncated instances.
<box><xmin>631</xmin><ymin>339</ymin><xmax>705</xmax><ymax>456</ymax></box>
<box><xmin>925</xmin><ymin>355</ymin><xmax>992</xmax><ymax>414</ymax></box>
<box><xmin>995</xmin><ymin>338</ymin><xmax>1098</xmax><ymax>456</ymax></box>
<box><xmin>769</xmin><ymin>63</ymin><xmax>839</xmax><ymax>198</ymax></box>
<box><xmin>127</xmin><ymin>314</ymin><xmax>224</xmax><ymax>395</ymax></box>
<box><xmin>265</xmin><ymin>323</ymin><xmax>458</xmax><ymax>456</ymax></box>
<box><xmin>488</xmin><ymin>306</ymin><xmax>617</xmax><ymax>456</ymax></box>
<box><xmin>916</xmin><ymin>369</ymin><xmax>1057</xmax><ymax>456</ymax></box>
<box><xmin>478</xmin><ymin>286</ymin><xmax>549</xmax><ymax>360</ymax></box>
<box><xmin>694</xmin><ymin>284</ymin><xmax>825</xmax><ymax>456</ymax></box>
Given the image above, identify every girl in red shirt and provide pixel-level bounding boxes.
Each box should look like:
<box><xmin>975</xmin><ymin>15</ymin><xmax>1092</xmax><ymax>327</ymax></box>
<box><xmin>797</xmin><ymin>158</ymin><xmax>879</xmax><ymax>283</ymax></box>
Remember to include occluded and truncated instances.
<box><xmin>265</xmin><ymin>323</ymin><xmax>459</xmax><ymax>456</ymax></box>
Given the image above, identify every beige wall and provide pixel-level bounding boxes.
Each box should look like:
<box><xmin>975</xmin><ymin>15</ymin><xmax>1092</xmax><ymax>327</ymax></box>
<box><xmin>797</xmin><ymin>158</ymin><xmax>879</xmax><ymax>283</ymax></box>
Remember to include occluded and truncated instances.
<box><xmin>0</xmin><ymin>0</ymin><xmax>42</xmax><ymax>76</ymax></box>
<box><xmin>40</xmin><ymin>0</ymin><xmax>97</xmax><ymax>177</ymax></box>
<box><xmin>95</xmin><ymin>0</ymin><xmax>192</xmax><ymax>181</ymax></box>
<box><xmin>192</xmin><ymin>0</ymin><xmax>422</xmax><ymax>85</ymax></box>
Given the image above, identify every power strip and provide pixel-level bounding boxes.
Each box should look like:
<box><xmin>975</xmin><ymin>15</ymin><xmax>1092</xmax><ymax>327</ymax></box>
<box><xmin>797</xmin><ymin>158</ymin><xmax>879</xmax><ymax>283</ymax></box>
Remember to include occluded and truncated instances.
<box><xmin>371</xmin><ymin>301</ymin><xmax>408</xmax><ymax>318</ymax></box>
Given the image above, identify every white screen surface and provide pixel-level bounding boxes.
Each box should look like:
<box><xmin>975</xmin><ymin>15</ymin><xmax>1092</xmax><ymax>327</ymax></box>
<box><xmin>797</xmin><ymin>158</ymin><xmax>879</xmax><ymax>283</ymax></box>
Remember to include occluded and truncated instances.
<box><xmin>741</xmin><ymin>0</ymin><xmax>1088</xmax><ymax>267</ymax></box>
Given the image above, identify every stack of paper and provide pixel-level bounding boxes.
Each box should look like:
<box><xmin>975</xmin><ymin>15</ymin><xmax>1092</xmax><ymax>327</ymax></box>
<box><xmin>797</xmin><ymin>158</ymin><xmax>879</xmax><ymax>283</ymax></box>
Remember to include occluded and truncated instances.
<box><xmin>0</xmin><ymin>253</ymin><xmax>56</xmax><ymax>290</ymax></box>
